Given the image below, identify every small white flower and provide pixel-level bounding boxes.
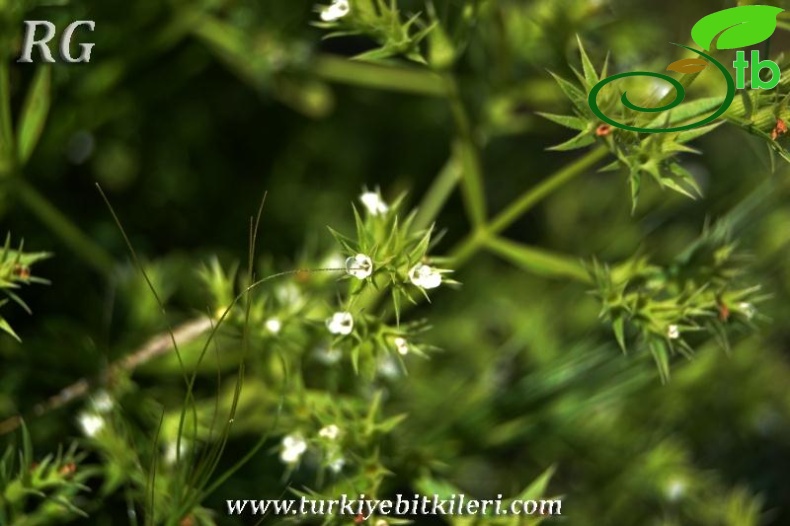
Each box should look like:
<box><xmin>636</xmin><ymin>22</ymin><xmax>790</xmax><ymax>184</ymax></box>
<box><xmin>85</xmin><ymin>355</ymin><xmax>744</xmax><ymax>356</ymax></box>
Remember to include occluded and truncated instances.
<box><xmin>319</xmin><ymin>424</ymin><xmax>340</xmax><ymax>440</ymax></box>
<box><xmin>409</xmin><ymin>264</ymin><xmax>442</xmax><ymax>290</ymax></box>
<box><xmin>265</xmin><ymin>318</ymin><xmax>282</xmax><ymax>334</ymax></box>
<box><xmin>394</xmin><ymin>336</ymin><xmax>409</xmax><ymax>356</ymax></box>
<box><xmin>738</xmin><ymin>302</ymin><xmax>756</xmax><ymax>320</ymax></box>
<box><xmin>320</xmin><ymin>0</ymin><xmax>350</xmax><ymax>22</ymax></box>
<box><xmin>665</xmin><ymin>478</ymin><xmax>685</xmax><ymax>501</ymax></box>
<box><xmin>326</xmin><ymin>311</ymin><xmax>354</xmax><ymax>335</ymax></box>
<box><xmin>359</xmin><ymin>191</ymin><xmax>389</xmax><ymax>216</ymax></box>
<box><xmin>275</xmin><ymin>282</ymin><xmax>303</xmax><ymax>308</ymax></box>
<box><xmin>90</xmin><ymin>390</ymin><xmax>113</xmax><ymax>413</ymax></box>
<box><xmin>328</xmin><ymin>455</ymin><xmax>345</xmax><ymax>473</ymax></box>
<box><xmin>77</xmin><ymin>412</ymin><xmax>105</xmax><ymax>437</ymax></box>
<box><xmin>313</xmin><ymin>346</ymin><xmax>343</xmax><ymax>365</ymax></box>
<box><xmin>163</xmin><ymin>439</ymin><xmax>189</xmax><ymax>465</ymax></box>
<box><xmin>667</xmin><ymin>324</ymin><xmax>680</xmax><ymax>340</ymax></box>
<box><xmin>345</xmin><ymin>253</ymin><xmax>373</xmax><ymax>280</ymax></box>
<box><xmin>280</xmin><ymin>433</ymin><xmax>308</xmax><ymax>464</ymax></box>
<box><xmin>377</xmin><ymin>355</ymin><xmax>401</xmax><ymax>379</ymax></box>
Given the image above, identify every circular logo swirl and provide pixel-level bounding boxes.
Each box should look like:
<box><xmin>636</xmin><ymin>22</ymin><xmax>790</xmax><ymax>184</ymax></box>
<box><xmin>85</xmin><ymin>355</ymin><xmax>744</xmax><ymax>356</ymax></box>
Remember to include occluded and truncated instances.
<box><xmin>588</xmin><ymin>44</ymin><xmax>735</xmax><ymax>134</ymax></box>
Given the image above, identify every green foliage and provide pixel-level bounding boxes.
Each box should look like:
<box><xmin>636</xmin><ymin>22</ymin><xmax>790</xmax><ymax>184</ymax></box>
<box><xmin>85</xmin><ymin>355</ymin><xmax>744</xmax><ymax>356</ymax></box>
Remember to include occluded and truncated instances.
<box><xmin>1</xmin><ymin>1</ymin><xmax>790</xmax><ymax>525</ymax></box>
<box><xmin>589</xmin><ymin>219</ymin><xmax>764</xmax><ymax>382</ymax></box>
<box><xmin>0</xmin><ymin>235</ymin><xmax>49</xmax><ymax>341</ymax></box>
<box><xmin>0</xmin><ymin>424</ymin><xmax>92</xmax><ymax>524</ymax></box>
<box><xmin>544</xmin><ymin>41</ymin><xmax>722</xmax><ymax>209</ymax></box>
<box><xmin>315</xmin><ymin>0</ymin><xmax>437</xmax><ymax>63</ymax></box>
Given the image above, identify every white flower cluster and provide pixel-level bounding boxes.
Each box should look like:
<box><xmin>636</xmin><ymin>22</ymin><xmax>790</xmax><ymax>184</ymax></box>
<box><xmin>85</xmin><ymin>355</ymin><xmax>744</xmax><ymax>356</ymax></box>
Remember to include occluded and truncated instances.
<box><xmin>352</xmin><ymin>191</ymin><xmax>448</xmax><ymax>290</ymax></box>
<box><xmin>280</xmin><ymin>433</ymin><xmax>308</xmax><ymax>464</ymax></box>
<box><xmin>345</xmin><ymin>253</ymin><xmax>446</xmax><ymax>291</ymax></box>
<box><xmin>77</xmin><ymin>390</ymin><xmax>114</xmax><ymax>438</ymax></box>
<box><xmin>318</xmin><ymin>424</ymin><xmax>340</xmax><ymax>440</ymax></box>
<box><xmin>319</xmin><ymin>0</ymin><xmax>350</xmax><ymax>22</ymax></box>
<box><xmin>280</xmin><ymin>424</ymin><xmax>345</xmax><ymax>473</ymax></box>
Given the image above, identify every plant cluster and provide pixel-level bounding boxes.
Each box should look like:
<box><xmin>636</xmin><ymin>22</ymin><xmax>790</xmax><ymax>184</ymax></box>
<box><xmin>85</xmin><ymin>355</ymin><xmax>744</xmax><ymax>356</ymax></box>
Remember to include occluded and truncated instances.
<box><xmin>1</xmin><ymin>1</ymin><xmax>790</xmax><ymax>525</ymax></box>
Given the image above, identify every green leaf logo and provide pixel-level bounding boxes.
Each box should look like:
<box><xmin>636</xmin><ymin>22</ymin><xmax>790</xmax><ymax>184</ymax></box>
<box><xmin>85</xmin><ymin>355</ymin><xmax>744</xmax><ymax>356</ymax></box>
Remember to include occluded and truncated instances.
<box><xmin>691</xmin><ymin>5</ymin><xmax>784</xmax><ymax>51</ymax></box>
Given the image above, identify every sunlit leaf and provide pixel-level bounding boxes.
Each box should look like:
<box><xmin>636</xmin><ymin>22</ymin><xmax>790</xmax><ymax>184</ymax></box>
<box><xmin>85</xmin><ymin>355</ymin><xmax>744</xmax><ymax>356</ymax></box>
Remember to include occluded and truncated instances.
<box><xmin>17</xmin><ymin>66</ymin><xmax>51</xmax><ymax>166</ymax></box>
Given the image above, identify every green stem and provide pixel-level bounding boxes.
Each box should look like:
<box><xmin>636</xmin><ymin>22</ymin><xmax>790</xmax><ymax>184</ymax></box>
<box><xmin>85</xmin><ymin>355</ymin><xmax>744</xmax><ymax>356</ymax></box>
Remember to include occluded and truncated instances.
<box><xmin>412</xmin><ymin>148</ymin><xmax>461</xmax><ymax>232</ymax></box>
<box><xmin>445</xmin><ymin>76</ymin><xmax>487</xmax><ymax>227</ymax></box>
<box><xmin>450</xmin><ymin>145</ymin><xmax>609</xmax><ymax>264</ymax></box>
<box><xmin>0</xmin><ymin>63</ymin><xmax>14</xmax><ymax>176</ymax></box>
<box><xmin>14</xmin><ymin>179</ymin><xmax>115</xmax><ymax>277</ymax></box>
<box><xmin>312</xmin><ymin>54</ymin><xmax>446</xmax><ymax>96</ymax></box>
<box><xmin>485</xmin><ymin>236</ymin><xmax>592</xmax><ymax>284</ymax></box>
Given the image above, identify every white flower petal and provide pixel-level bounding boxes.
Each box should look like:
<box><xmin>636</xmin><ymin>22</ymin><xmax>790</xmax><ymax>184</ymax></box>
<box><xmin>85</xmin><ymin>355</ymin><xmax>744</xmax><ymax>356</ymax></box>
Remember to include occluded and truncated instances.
<box><xmin>280</xmin><ymin>433</ymin><xmax>308</xmax><ymax>464</ymax></box>
<box><xmin>409</xmin><ymin>264</ymin><xmax>442</xmax><ymax>289</ymax></box>
<box><xmin>345</xmin><ymin>253</ymin><xmax>373</xmax><ymax>279</ymax></box>
<box><xmin>163</xmin><ymin>440</ymin><xmax>189</xmax><ymax>465</ymax></box>
<box><xmin>91</xmin><ymin>390</ymin><xmax>114</xmax><ymax>413</ymax></box>
<box><xmin>319</xmin><ymin>424</ymin><xmax>340</xmax><ymax>440</ymax></box>
<box><xmin>738</xmin><ymin>302</ymin><xmax>756</xmax><ymax>320</ymax></box>
<box><xmin>394</xmin><ymin>336</ymin><xmax>409</xmax><ymax>356</ymax></box>
<box><xmin>326</xmin><ymin>311</ymin><xmax>354</xmax><ymax>335</ymax></box>
<box><xmin>665</xmin><ymin>479</ymin><xmax>685</xmax><ymax>501</ymax></box>
<box><xmin>667</xmin><ymin>324</ymin><xmax>680</xmax><ymax>340</ymax></box>
<box><xmin>313</xmin><ymin>346</ymin><xmax>342</xmax><ymax>365</ymax></box>
<box><xmin>328</xmin><ymin>455</ymin><xmax>345</xmax><ymax>473</ymax></box>
<box><xmin>359</xmin><ymin>191</ymin><xmax>389</xmax><ymax>216</ymax></box>
<box><xmin>275</xmin><ymin>283</ymin><xmax>304</xmax><ymax>308</ymax></box>
<box><xmin>78</xmin><ymin>412</ymin><xmax>105</xmax><ymax>437</ymax></box>
<box><xmin>377</xmin><ymin>355</ymin><xmax>401</xmax><ymax>379</ymax></box>
<box><xmin>265</xmin><ymin>318</ymin><xmax>282</xmax><ymax>334</ymax></box>
<box><xmin>320</xmin><ymin>0</ymin><xmax>350</xmax><ymax>22</ymax></box>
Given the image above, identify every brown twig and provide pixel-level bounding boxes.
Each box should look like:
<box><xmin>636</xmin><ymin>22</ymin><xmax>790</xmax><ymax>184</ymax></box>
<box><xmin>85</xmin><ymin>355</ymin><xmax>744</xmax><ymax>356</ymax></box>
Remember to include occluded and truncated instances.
<box><xmin>0</xmin><ymin>316</ymin><xmax>214</xmax><ymax>436</ymax></box>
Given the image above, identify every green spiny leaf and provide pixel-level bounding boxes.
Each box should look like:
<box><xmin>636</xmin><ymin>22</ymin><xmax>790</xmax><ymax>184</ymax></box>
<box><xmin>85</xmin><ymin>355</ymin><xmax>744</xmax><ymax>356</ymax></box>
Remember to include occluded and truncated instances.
<box><xmin>649</xmin><ymin>338</ymin><xmax>671</xmax><ymax>383</ymax></box>
<box><xmin>0</xmin><ymin>317</ymin><xmax>20</xmax><ymax>342</ymax></box>
<box><xmin>515</xmin><ymin>465</ymin><xmax>556</xmax><ymax>502</ymax></box>
<box><xmin>612</xmin><ymin>316</ymin><xmax>627</xmax><ymax>353</ymax></box>
<box><xmin>537</xmin><ymin>112</ymin><xmax>588</xmax><ymax>131</ymax></box>
<box><xmin>17</xmin><ymin>66</ymin><xmax>51</xmax><ymax>166</ymax></box>
<box><xmin>576</xmin><ymin>35</ymin><xmax>599</xmax><ymax>87</ymax></box>
<box><xmin>548</xmin><ymin>131</ymin><xmax>595</xmax><ymax>151</ymax></box>
<box><xmin>549</xmin><ymin>72</ymin><xmax>589</xmax><ymax>110</ymax></box>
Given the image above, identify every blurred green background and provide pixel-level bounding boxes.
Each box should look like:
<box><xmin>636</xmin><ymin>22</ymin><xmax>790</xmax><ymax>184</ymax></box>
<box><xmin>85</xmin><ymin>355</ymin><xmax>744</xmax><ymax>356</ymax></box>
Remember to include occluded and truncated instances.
<box><xmin>1</xmin><ymin>0</ymin><xmax>790</xmax><ymax>524</ymax></box>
